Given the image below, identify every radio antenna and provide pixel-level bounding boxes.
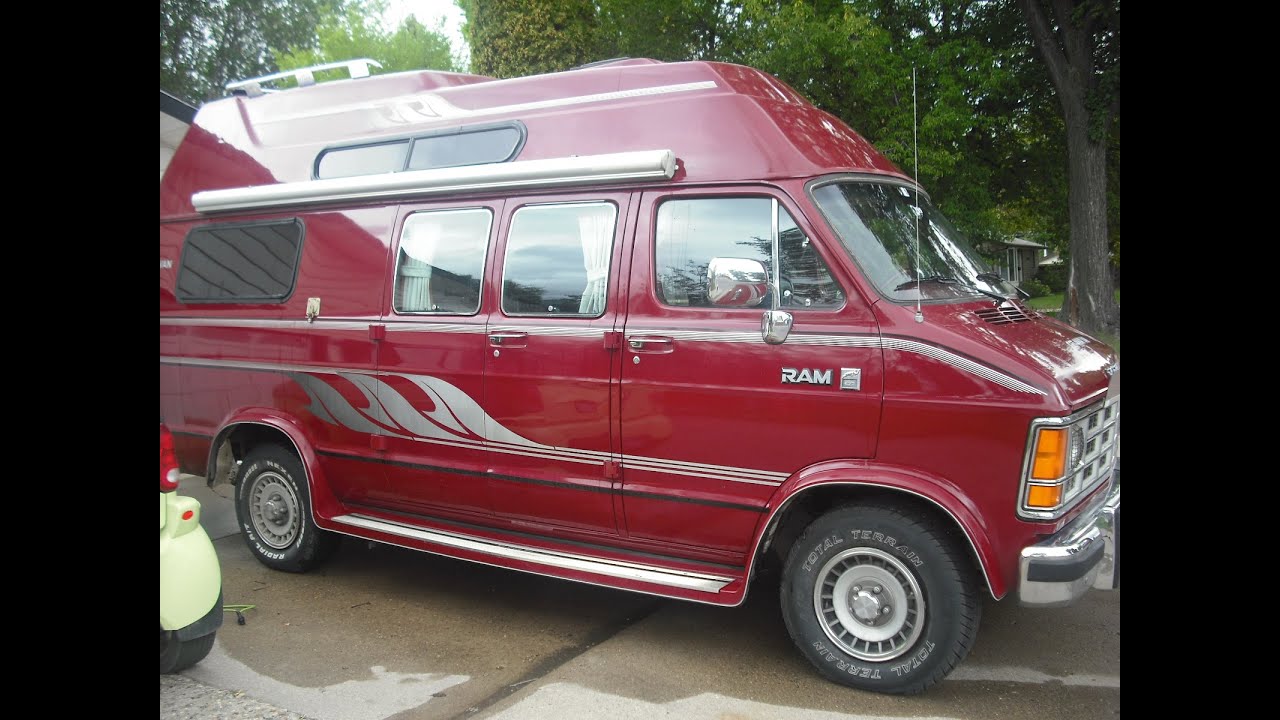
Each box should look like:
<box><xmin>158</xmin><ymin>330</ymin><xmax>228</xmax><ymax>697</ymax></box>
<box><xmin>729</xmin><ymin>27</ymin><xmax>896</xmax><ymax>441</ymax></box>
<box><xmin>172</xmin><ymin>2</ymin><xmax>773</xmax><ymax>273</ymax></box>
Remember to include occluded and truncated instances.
<box><xmin>913</xmin><ymin>65</ymin><xmax>923</xmax><ymax>324</ymax></box>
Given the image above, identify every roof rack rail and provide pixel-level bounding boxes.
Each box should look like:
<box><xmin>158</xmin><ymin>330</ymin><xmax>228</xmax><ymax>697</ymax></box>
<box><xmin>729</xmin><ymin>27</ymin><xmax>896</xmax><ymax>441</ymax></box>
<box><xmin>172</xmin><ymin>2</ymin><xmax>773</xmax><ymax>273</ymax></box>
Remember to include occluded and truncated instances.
<box><xmin>226</xmin><ymin>58</ymin><xmax>383</xmax><ymax>98</ymax></box>
<box><xmin>572</xmin><ymin>57</ymin><xmax>632</xmax><ymax>70</ymax></box>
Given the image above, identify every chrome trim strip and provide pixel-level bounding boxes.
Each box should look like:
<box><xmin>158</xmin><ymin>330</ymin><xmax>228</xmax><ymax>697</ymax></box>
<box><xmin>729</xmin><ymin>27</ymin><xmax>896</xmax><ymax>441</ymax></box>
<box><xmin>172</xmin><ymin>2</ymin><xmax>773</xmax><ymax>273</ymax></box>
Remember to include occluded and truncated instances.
<box><xmin>617</xmin><ymin>456</ymin><xmax>787</xmax><ymax>483</ymax></box>
<box><xmin>332</xmin><ymin>513</ymin><xmax>733</xmax><ymax>593</ymax></box>
<box><xmin>159</xmin><ymin>355</ymin><xmax>376</xmax><ymax>376</ymax></box>
<box><xmin>487</xmin><ymin>324</ymin><xmax>606</xmax><ymax>339</ymax></box>
<box><xmin>385</xmin><ymin>322</ymin><xmax>488</xmax><ymax>334</ymax></box>
<box><xmin>192</xmin><ymin>149</ymin><xmax>677</xmax><ymax>213</ymax></box>
<box><xmin>786</xmin><ymin>334</ymin><xmax>883</xmax><ymax>348</ymax></box>
<box><xmin>655</xmin><ymin>330</ymin><xmax>763</xmax><ymax>343</ymax></box>
<box><xmin>880</xmin><ymin>338</ymin><xmax>1046</xmax><ymax>395</ymax></box>
<box><xmin>401</xmin><ymin>436</ymin><xmax>785</xmax><ymax>484</ymax></box>
<box><xmin>160</xmin><ymin>317</ymin><xmax>379</xmax><ymax>331</ymax></box>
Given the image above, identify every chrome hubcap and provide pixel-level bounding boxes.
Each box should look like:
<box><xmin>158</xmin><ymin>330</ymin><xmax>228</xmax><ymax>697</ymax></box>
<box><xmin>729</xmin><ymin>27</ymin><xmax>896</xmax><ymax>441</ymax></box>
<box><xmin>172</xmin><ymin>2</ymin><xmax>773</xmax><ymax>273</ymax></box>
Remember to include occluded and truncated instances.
<box><xmin>813</xmin><ymin>547</ymin><xmax>925</xmax><ymax>661</ymax></box>
<box><xmin>249</xmin><ymin>472</ymin><xmax>300</xmax><ymax>550</ymax></box>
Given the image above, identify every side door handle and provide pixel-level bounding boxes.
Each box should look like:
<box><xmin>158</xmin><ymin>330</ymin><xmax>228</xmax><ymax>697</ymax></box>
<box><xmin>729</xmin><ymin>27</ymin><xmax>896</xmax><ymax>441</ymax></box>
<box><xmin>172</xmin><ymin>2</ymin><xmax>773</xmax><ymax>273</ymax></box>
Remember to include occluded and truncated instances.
<box><xmin>489</xmin><ymin>332</ymin><xmax>528</xmax><ymax>348</ymax></box>
<box><xmin>627</xmin><ymin>336</ymin><xmax>674</xmax><ymax>354</ymax></box>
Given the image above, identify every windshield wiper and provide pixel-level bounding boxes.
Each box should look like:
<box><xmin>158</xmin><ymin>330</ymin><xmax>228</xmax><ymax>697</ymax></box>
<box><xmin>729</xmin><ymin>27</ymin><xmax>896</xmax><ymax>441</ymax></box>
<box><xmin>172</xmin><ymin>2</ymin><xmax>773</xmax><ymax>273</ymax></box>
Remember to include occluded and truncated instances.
<box><xmin>895</xmin><ymin>275</ymin><xmax>1009</xmax><ymax>303</ymax></box>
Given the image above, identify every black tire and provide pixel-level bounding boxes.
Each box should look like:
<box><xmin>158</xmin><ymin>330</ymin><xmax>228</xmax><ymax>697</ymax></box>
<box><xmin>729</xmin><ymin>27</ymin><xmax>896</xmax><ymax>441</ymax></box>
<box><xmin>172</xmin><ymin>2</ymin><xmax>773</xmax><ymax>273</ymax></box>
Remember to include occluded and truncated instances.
<box><xmin>780</xmin><ymin>502</ymin><xmax>981</xmax><ymax>695</ymax></box>
<box><xmin>235</xmin><ymin>444</ymin><xmax>339</xmax><ymax>573</ymax></box>
<box><xmin>159</xmin><ymin>629</ymin><xmax>216</xmax><ymax>674</ymax></box>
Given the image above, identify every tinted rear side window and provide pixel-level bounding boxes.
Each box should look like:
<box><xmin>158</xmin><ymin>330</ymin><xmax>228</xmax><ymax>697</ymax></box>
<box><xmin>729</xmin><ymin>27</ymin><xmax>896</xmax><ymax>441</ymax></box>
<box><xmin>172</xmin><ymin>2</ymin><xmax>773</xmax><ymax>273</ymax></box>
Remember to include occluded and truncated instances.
<box><xmin>408</xmin><ymin>127</ymin><xmax>523</xmax><ymax>171</ymax></box>
<box><xmin>176</xmin><ymin>219</ymin><xmax>303</xmax><ymax>303</ymax></box>
<box><xmin>316</xmin><ymin>141</ymin><xmax>409</xmax><ymax>180</ymax></box>
<box><xmin>316</xmin><ymin>123</ymin><xmax>526</xmax><ymax>179</ymax></box>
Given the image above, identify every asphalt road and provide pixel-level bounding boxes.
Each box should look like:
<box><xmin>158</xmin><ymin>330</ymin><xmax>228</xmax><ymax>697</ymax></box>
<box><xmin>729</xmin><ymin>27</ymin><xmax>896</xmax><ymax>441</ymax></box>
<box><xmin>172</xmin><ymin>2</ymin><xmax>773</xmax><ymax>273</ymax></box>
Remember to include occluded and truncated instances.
<box><xmin>161</xmin><ymin>474</ymin><xmax>1120</xmax><ymax>720</ymax></box>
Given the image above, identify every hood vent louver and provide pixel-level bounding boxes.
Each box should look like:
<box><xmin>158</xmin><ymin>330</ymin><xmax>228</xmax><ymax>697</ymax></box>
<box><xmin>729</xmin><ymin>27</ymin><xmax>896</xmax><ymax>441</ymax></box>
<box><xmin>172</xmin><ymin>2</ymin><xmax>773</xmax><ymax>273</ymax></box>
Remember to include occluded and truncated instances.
<box><xmin>975</xmin><ymin>301</ymin><xmax>1041</xmax><ymax>325</ymax></box>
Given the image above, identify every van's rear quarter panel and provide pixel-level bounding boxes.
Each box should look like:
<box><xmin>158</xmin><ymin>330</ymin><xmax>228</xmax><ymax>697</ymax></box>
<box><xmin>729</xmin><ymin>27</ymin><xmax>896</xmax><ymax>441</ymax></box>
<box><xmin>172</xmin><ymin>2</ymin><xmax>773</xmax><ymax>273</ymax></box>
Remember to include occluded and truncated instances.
<box><xmin>160</xmin><ymin>208</ymin><xmax>394</xmax><ymax>498</ymax></box>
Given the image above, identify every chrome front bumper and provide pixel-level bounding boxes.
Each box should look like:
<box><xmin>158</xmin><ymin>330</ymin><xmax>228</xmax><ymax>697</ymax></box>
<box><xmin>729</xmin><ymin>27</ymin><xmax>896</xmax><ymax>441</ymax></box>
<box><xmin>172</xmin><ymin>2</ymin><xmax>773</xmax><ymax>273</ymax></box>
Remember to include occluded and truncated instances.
<box><xmin>1018</xmin><ymin>469</ymin><xmax>1120</xmax><ymax>607</ymax></box>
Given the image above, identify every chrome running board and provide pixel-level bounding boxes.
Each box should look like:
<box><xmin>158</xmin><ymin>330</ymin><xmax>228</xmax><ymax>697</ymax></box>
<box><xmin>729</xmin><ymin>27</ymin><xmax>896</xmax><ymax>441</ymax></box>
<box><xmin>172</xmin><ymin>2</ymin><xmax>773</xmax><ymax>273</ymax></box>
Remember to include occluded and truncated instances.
<box><xmin>332</xmin><ymin>513</ymin><xmax>734</xmax><ymax>593</ymax></box>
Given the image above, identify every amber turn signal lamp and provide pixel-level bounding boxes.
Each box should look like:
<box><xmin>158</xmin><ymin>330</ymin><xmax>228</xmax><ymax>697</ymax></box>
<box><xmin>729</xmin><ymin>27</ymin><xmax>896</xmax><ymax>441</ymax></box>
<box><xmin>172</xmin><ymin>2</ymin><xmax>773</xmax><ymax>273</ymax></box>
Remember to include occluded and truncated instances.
<box><xmin>1031</xmin><ymin>428</ymin><xmax>1067</xmax><ymax>480</ymax></box>
<box><xmin>1026</xmin><ymin>484</ymin><xmax>1063</xmax><ymax>509</ymax></box>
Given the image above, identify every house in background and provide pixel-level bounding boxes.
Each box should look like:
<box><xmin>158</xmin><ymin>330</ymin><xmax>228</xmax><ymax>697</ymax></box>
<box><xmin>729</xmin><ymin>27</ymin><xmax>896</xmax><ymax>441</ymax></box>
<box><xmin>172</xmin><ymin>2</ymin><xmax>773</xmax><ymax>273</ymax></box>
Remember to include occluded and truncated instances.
<box><xmin>161</xmin><ymin>90</ymin><xmax>197</xmax><ymax>180</ymax></box>
<box><xmin>990</xmin><ymin>236</ymin><xmax>1050</xmax><ymax>288</ymax></box>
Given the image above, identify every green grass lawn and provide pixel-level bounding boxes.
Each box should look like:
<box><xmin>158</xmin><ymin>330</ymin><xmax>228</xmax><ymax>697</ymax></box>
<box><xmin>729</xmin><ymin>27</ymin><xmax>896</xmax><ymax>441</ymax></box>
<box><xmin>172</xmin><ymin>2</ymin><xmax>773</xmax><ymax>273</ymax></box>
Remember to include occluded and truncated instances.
<box><xmin>1025</xmin><ymin>289</ymin><xmax>1121</xmax><ymax>311</ymax></box>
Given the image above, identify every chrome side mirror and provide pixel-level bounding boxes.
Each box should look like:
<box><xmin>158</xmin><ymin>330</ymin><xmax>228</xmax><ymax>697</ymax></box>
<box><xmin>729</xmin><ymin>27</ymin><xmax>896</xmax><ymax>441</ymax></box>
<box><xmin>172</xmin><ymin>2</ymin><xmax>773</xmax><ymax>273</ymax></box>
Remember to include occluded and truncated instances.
<box><xmin>707</xmin><ymin>257</ymin><xmax>768</xmax><ymax>308</ymax></box>
<box><xmin>762</xmin><ymin>309</ymin><xmax>793</xmax><ymax>345</ymax></box>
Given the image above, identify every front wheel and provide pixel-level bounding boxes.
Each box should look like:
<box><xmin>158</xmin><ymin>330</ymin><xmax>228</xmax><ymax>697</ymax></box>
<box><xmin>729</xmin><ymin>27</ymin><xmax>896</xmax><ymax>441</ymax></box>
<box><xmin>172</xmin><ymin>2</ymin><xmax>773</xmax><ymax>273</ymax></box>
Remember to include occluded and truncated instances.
<box><xmin>235</xmin><ymin>444</ymin><xmax>339</xmax><ymax>573</ymax></box>
<box><xmin>780</xmin><ymin>502</ymin><xmax>981</xmax><ymax>695</ymax></box>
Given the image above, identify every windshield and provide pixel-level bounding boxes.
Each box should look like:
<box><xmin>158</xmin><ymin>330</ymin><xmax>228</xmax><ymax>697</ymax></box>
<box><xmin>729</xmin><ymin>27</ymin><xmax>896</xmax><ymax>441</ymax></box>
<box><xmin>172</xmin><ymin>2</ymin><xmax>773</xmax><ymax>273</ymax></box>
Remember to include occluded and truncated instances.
<box><xmin>811</xmin><ymin>180</ymin><xmax>1017</xmax><ymax>302</ymax></box>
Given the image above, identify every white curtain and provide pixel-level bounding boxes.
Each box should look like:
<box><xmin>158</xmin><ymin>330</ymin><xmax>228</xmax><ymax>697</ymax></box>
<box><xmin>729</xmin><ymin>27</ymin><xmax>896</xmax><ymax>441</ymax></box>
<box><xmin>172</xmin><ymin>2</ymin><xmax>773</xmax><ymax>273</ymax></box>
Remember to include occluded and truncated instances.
<box><xmin>399</xmin><ymin>221</ymin><xmax>440</xmax><ymax>312</ymax></box>
<box><xmin>578</xmin><ymin>207</ymin><xmax>613</xmax><ymax>315</ymax></box>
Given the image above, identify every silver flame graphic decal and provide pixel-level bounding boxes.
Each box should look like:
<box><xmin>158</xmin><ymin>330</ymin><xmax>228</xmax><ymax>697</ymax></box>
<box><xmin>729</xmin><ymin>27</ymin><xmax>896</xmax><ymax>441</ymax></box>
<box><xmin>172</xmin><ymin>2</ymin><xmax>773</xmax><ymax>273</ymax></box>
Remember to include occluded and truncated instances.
<box><xmin>290</xmin><ymin>372</ymin><xmax>535</xmax><ymax>447</ymax></box>
<box><xmin>287</xmin><ymin>369</ymin><xmax>788</xmax><ymax>485</ymax></box>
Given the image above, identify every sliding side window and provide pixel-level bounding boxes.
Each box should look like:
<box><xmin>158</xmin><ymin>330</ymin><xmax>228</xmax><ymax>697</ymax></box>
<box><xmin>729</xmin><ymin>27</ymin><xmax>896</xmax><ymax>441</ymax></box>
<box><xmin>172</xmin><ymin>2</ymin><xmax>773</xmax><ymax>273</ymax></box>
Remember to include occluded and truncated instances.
<box><xmin>394</xmin><ymin>208</ymin><xmax>492</xmax><ymax>315</ymax></box>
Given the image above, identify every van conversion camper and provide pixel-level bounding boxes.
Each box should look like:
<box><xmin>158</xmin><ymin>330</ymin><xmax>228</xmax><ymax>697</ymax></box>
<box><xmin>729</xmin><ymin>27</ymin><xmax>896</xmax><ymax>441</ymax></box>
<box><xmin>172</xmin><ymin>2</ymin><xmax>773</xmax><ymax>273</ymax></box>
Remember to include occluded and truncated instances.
<box><xmin>159</xmin><ymin>58</ymin><xmax>1119</xmax><ymax>695</ymax></box>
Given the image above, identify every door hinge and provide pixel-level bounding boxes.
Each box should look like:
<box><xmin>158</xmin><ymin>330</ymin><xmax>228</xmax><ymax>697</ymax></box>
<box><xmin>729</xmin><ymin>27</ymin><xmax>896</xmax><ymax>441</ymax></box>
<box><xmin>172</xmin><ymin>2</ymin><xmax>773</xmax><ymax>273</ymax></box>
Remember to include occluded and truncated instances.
<box><xmin>370</xmin><ymin>434</ymin><xmax>388</xmax><ymax>451</ymax></box>
<box><xmin>603</xmin><ymin>459</ymin><xmax>621</xmax><ymax>479</ymax></box>
<box><xmin>369</xmin><ymin>324</ymin><xmax>386</xmax><ymax>341</ymax></box>
<box><xmin>603</xmin><ymin>330</ymin><xmax>622</xmax><ymax>351</ymax></box>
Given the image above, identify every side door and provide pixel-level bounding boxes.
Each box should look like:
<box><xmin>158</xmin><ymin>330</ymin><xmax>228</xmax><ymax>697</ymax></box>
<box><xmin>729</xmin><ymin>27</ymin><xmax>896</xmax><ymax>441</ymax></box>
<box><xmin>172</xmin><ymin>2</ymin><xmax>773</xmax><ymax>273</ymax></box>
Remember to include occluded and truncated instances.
<box><xmin>481</xmin><ymin>194</ymin><xmax>632</xmax><ymax>538</ymax></box>
<box><xmin>619</xmin><ymin>188</ymin><xmax>883</xmax><ymax>556</ymax></box>
<box><xmin>372</xmin><ymin>202</ymin><xmax>501</xmax><ymax>521</ymax></box>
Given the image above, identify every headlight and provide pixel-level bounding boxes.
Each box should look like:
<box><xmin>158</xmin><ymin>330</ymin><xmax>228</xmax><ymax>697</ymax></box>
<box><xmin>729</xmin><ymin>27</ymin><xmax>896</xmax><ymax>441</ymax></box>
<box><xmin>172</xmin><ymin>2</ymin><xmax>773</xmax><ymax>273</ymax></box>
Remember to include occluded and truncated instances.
<box><xmin>1068</xmin><ymin>427</ymin><xmax>1084</xmax><ymax>470</ymax></box>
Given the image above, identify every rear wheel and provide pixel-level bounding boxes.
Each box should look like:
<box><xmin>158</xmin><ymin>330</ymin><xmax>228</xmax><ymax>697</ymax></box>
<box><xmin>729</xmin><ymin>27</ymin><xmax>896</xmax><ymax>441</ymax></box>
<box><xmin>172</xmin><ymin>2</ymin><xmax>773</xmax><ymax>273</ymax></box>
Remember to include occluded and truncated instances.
<box><xmin>235</xmin><ymin>444</ymin><xmax>339</xmax><ymax>572</ymax></box>
<box><xmin>780</xmin><ymin>502</ymin><xmax>981</xmax><ymax>695</ymax></box>
<box><xmin>159</xmin><ymin>629</ymin><xmax>215</xmax><ymax>674</ymax></box>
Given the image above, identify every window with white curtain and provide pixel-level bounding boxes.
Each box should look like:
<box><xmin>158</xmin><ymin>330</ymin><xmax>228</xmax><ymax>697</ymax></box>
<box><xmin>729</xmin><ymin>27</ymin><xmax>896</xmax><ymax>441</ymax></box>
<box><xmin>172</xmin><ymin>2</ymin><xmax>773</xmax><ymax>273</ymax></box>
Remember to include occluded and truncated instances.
<box><xmin>393</xmin><ymin>208</ymin><xmax>492</xmax><ymax>314</ymax></box>
<box><xmin>501</xmin><ymin>202</ymin><xmax>617</xmax><ymax>317</ymax></box>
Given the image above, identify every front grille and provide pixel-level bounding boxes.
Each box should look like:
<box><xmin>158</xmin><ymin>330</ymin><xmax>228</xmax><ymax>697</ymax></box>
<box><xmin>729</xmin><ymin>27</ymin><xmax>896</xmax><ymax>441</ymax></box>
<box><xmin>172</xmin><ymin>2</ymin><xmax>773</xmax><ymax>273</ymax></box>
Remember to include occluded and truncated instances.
<box><xmin>1060</xmin><ymin>395</ymin><xmax>1120</xmax><ymax>508</ymax></box>
<box><xmin>975</xmin><ymin>301</ymin><xmax>1041</xmax><ymax>325</ymax></box>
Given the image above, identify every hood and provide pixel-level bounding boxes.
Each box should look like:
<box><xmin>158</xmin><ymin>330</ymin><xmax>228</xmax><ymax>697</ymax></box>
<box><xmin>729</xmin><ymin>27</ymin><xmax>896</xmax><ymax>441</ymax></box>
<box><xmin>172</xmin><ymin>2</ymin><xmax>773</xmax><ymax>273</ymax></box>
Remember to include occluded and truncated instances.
<box><xmin>929</xmin><ymin>300</ymin><xmax>1118</xmax><ymax>408</ymax></box>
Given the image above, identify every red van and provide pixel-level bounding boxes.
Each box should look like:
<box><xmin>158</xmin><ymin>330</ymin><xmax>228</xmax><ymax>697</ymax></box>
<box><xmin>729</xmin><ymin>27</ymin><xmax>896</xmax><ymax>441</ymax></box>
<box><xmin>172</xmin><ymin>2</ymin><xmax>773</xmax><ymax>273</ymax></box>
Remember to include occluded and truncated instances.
<box><xmin>159</xmin><ymin>58</ymin><xmax>1119</xmax><ymax>695</ymax></box>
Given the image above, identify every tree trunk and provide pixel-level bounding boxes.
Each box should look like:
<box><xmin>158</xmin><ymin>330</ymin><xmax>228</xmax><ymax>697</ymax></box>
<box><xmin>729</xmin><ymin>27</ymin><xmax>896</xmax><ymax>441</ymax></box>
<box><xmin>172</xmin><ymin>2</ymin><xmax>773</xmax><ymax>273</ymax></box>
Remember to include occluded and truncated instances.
<box><xmin>1062</xmin><ymin>102</ymin><xmax>1118</xmax><ymax>335</ymax></box>
<box><xmin>1021</xmin><ymin>0</ymin><xmax>1119</xmax><ymax>339</ymax></box>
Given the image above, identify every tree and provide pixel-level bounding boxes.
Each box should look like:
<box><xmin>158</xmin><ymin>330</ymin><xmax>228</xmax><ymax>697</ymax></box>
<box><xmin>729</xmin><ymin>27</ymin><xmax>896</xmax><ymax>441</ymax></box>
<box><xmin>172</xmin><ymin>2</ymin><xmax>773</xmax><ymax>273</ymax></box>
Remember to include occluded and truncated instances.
<box><xmin>728</xmin><ymin>1</ymin><xmax>1033</xmax><ymax>248</ymax></box>
<box><xmin>276</xmin><ymin>0</ymin><xmax>460</xmax><ymax>75</ymax></box>
<box><xmin>597</xmin><ymin>0</ymin><xmax>742</xmax><ymax>61</ymax></box>
<box><xmin>1020</xmin><ymin>0</ymin><xmax>1119</xmax><ymax>336</ymax></box>
<box><xmin>464</xmin><ymin>0</ymin><xmax>602</xmax><ymax>78</ymax></box>
<box><xmin>160</xmin><ymin>0</ymin><xmax>343</xmax><ymax>104</ymax></box>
